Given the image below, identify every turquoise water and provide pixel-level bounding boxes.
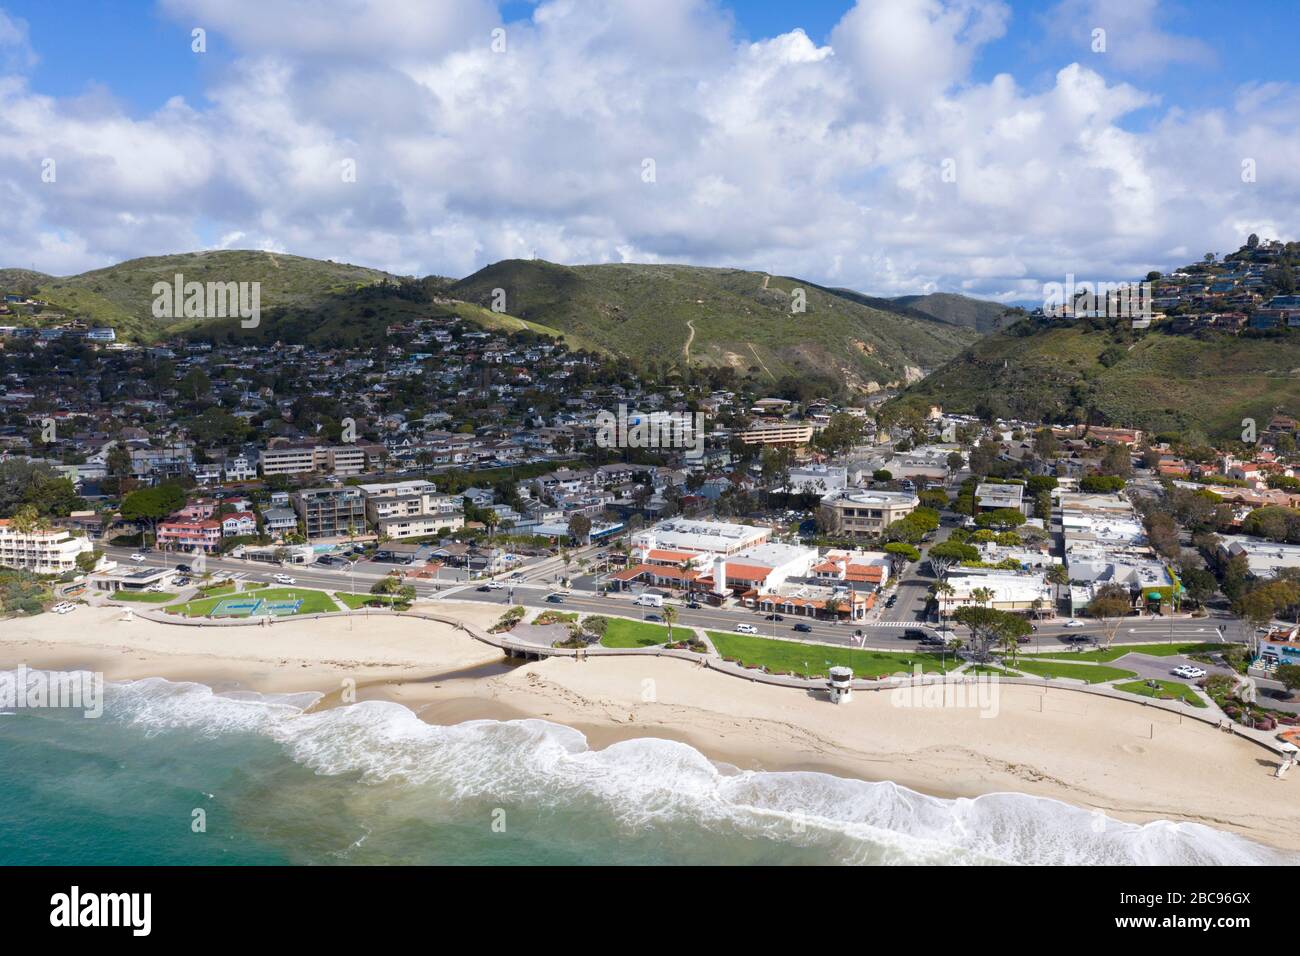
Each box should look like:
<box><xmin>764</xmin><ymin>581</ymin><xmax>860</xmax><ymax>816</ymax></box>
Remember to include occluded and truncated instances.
<box><xmin>0</xmin><ymin>674</ymin><xmax>1291</xmax><ymax>866</ymax></box>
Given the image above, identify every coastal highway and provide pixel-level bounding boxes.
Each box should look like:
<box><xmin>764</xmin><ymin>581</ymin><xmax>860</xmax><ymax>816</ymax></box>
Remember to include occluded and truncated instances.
<box><xmin>96</xmin><ymin>545</ymin><xmax>1239</xmax><ymax>654</ymax></box>
<box><xmin>439</xmin><ymin>584</ymin><xmax>1236</xmax><ymax>653</ymax></box>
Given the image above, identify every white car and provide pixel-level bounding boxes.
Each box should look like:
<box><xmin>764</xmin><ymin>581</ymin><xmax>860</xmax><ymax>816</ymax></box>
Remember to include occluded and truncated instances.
<box><xmin>735</xmin><ymin>623</ymin><xmax>759</xmax><ymax>634</ymax></box>
<box><xmin>487</xmin><ymin>581</ymin><xmax>504</xmax><ymax>590</ymax></box>
<box><xmin>1172</xmin><ymin>665</ymin><xmax>1207</xmax><ymax>680</ymax></box>
<box><xmin>130</xmin><ymin>552</ymin><xmax>146</xmax><ymax>562</ymax></box>
<box><xmin>273</xmin><ymin>574</ymin><xmax>296</xmax><ymax>585</ymax></box>
<box><xmin>52</xmin><ymin>602</ymin><xmax>76</xmax><ymax>614</ymax></box>
<box><xmin>1063</xmin><ymin>619</ymin><xmax>1086</xmax><ymax>628</ymax></box>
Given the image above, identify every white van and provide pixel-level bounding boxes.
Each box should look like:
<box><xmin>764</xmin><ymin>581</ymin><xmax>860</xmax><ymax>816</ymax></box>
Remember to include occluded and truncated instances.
<box><xmin>634</xmin><ymin>593</ymin><xmax>664</xmax><ymax>608</ymax></box>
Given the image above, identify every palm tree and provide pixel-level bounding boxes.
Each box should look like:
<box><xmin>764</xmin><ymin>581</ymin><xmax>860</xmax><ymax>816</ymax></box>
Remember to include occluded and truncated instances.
<box><xmin>1046</xmin><ymin>563</ymin><xmax>1070</xmax><ymax>615</ymax></box>
<box><xmin>1000</xmin><ymin>630</ymin><xmax>1021</xmax><ymax>667</ymax></box>
<box><xmin>662</xmin><ymin>605</ymin><xmax>678</xmax><ymax>643</ymax></box>
<box><xmin>971</xmin><ymin>586</ymin><xmax>994</xmax><ymax>609</ymax></box>
<box><xmin>933</xmin><ymin>580</ymin><xmax>956</xmax><ymax>628</ymax></box>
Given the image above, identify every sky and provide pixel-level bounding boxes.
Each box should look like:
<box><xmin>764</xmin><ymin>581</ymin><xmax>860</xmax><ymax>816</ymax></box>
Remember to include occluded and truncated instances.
<box><xmin>0</xmin><ymin>0</ymin><xmax>1297</xmax><ymax>302</ymax></box>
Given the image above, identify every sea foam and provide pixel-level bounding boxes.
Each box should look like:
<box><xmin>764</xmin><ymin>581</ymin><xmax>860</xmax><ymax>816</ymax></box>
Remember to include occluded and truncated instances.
<box><xmin>103</xmin><ymin>676</ymin><xmax>1293</xmax><ymax>866</ymax></box>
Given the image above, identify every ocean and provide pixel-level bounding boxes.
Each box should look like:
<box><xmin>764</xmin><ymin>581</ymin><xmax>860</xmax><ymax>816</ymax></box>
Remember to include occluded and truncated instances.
<box><xmin>0</xmin><ymin>673</ymin><xmax>1289</xmax><ymax>866</ymax></box>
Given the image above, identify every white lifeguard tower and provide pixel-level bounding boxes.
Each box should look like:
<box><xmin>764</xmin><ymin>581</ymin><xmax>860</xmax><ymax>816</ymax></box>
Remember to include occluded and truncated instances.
<box><xmin>1277</xmin><ymin>742</ymin><xmax>1299</xmax><ymax>779</ymax></box>
<box><xmin>827</xmin><ymin>666</ymin><xmax>853</xmax><ymax>704</ymax></box>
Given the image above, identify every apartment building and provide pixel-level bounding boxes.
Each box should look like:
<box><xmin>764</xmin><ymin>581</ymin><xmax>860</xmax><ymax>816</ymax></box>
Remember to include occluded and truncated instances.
<box><xmin>292</xmin><ymin>487</ymin><xmax>368</xmax><ymax>539</ymax></box>
<box><xmin>818</xmin><ymin>489</ymin><xmax>920</xmax><ymax>537</ymax></box>
<box><xmin>736</xmin><ymin>420</ymin><xmax>815</xmax><ymax>447</ymax></box>
<box><xmin>260</xmin><ymin>444</ymin><xmax>368</xmax><ymax>477</ymax></box>
<box><xmin>376</xmin><ymin>512</ymin><xmax>466</xmax><ymax>539</ymax></box>
<box><xmin>0</xmin><ymin>520</ymin><xmax>94</xmax><ymax>573</ymax></box>
<box><xmin>157</xmin><ymin>519</ymin><xmax>223</xmax><ymax>553</ymax></box>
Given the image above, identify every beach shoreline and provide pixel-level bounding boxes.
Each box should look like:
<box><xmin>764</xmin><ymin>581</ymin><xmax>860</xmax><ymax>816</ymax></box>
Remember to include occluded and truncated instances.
<box><xmin>3</xmin><ymin>603</ymin><xmax>1297</xmax><ymax>855</ymax></box>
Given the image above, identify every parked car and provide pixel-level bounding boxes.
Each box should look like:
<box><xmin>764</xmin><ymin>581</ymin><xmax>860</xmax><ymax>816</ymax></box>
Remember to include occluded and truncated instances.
<box><xmin>735</xmin><ymin>623</ymin><xmax>758</xmax><ymax>634</ymax></box>
<box><xmin>1172</xmin><ymin>665</ymin><xmax>1207</xmax><ymax>679</ymax></box>
<box><xmin>793</xmin><ymin>623</ymin><xmax>812</xmax><ymax>633</ymax></box>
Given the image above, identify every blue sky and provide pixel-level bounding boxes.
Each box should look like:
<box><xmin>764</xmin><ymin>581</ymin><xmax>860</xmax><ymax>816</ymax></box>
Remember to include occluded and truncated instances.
<box><xmin>1</xmin><ymin>0</ymin><xmax>1297</xmax><ymax>296</ymax></box>
<box><xmin>7</xmin><ymin>0</ymin><xmax>1295</xmax><ymax>118</ymax></box>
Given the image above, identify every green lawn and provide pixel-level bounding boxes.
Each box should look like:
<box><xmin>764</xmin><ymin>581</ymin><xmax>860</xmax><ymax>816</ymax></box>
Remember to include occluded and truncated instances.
<box><xmin>708</xmin><ymin>631</ymin><xmax>961</xmax><ymax>678</ymax></box>
<box><xmin>198</xmin><ymin>584</ymin><xmax>238</xmax><ymax>597</ymax></box>
<box><xmin>600</xmin><ymin>618</ymin><xmax>673</xmax><ymax>648</ymax></box>
<box><xmin>1114</xmin><ymin>679</ymin><xmax>1208</xmax><ymax>708</ymax></box>
<box><xmin>1011</xmin><ymin>659</ymin><xmax>1137</xmax><ymax>683</ymax></box>
<box><xmin>1023</xmin><ymin>642</ymin><xmax>1232</xmax><ymax>663</ymax></box>
<box><xmin>113</xmin><ymin>591</ymin><xmax>178</xmax><ymax>603</ymax></box>
<box><xmin>169</xmin><ymin>587</ymin><xmax>340</xmax><ymax>618</ymax></box>
<box><xmin>335</xmin><ymin>592</ymin><xmax>408</xmax><ymax>610</ymax></box>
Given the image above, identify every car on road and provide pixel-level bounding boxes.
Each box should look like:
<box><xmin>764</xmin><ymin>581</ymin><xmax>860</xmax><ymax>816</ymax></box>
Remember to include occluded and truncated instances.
<box><xmin>685</xmin><ymin>601</ymin><xmax>701</xmax><ymax>609</ymax></box>
<box><xmin>792</xmin><ymin>623</ymin><xmax>812</xmax><ymax>633</ymax></box>
<box><xmin>175</xmin><ymin>563</ymin><xmax>191</xmax><ymax>573</ymax></box>
<box><xmin>130</xmin><ymin>553</ymin><xmax>146</xmax><ymax>562</ymax></box>
<box><xmin>885</xmin><ymin>595</ymin><xmax>898</xmax><ymax>608</ymax></box>
<box><xmin>476</xmin><ymin>585</ymin><xmax>492</xmax><ymax>592</ymax></box>
<box><xmin>734</xmin><ymin>623</ymin><xmax>758</xmax><ymax>634</ymax></box>
<box><xmin>919</xmin><ymin>633</ymin><xmax>946</xmax><ymax>645</ymax></box>
<box><xmin>487</xmin><ymin>581</ymin><xmax>504</xmax><ymax>590</ymax></box>
<box><xmin>546</xmin><ymin>594</ymin><xmax>564</xmax><ymax>604</ymax></box>
<box><xmin>903</xmin><ymin>628</ymin><xmax>929</xmax><ymax>640</ymax></box>
<box><xmin>273</xmin><ymin>574</ymin><xmax>296</xmax><ymax>585</ymax></box>
<box><xmin>644</xmin><ymin>614</ymin><xmax>662</xmax><ymax>622</ymax></box>
<box><xmin>765</xmin><ymin>613</ymin><xmax>784</xmax><ymax>622</ymax></box>
<box><xmin>1063</xmin><ymin>619</ymin><xmax>1086</xmax><ymax>628</ymax></box>
<box><xmin>510</xmin><ymin>572</ymin><xmax>524</xmax><ymax>579</ymax></box>
<box><xmin>1172</xmin><ymin>665</ymin><xmax>1207</xmax><ymax>679</ymax></box>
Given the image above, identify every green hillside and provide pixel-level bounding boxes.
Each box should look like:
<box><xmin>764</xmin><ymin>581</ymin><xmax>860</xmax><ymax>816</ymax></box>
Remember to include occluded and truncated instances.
<box><xmin>888</xmin><ymin>317</ymin><xmax>1300</xmax><ymax>440</ymax></box>
<box><xmin>183</xmin><ymin>277</ymin><xmax>592</xmax><ymax>351</ymax></box>
<box><xmin>1</xmin><ymin>251</ymin><xmax>397</xmax><ymax>340</ymax></box>
<box><xmin>891</xmin><ymin>292</ymin><xmax>1014</xmax><ymax>333</ymax></box>
<box><xmin>449</xmin><ymin>260</ymin><xmax>978</xmax><ymax>391</ymax></box>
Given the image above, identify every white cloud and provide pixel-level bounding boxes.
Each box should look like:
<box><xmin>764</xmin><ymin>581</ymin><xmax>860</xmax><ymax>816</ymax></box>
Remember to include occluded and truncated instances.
<box><xmin>1048</xmin><ymin>0</ymin><xmax>1215</xmax><ymax>74</ymax></box>
<box><xmin>0</xmin><ymin>0</ymin><xmax>1294</xmax><ymax>301</ymax></box>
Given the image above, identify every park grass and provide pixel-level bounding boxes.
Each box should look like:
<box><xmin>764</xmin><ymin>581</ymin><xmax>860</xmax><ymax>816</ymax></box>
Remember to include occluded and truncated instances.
<box><xmin>335</xmin><ymin>591</ymin><xmax>408</xmax><ymax>610</ymax></box>
<box><xmin>169</xmin><ymin>587</ymin><xmax>339</xmax><ymax>618</ymax></box>
<box><xmin>600</xmin><ymin>618</ymin><xmax>673</xmax><ymax>648</ymax></box>
<box><xmin>1114</xmin><ymin>679</ymin><xmax>1208</xmax><ymax>708</ymax></box>
<box><xmin>708</xmin><ymin>631</ymin><xmax>960</xmax><ymax>679</ymax></box>
<box><xmin>1022</xmin><ymin>642</ymin><xmax>1232</xmax><ymax>663</ymax></box>
<box><xmin>113</xmin><ymin>591</ymin><xmax>178</xmax><ymax>603</ymax></box>
<box><xmin>1011</xmin><ymin>659</ymin><xmax>1137</xmax><ymax>683</ymax></box>
<box><xmin>967</xmin><ymin>664</ymin><xmax>1019</xmax><ymax>677</ymax></box>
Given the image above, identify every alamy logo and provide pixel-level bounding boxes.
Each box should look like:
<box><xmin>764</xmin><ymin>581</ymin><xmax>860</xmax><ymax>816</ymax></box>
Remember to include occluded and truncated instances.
<box><xmin>595</xmin><ymin>404</ymin><xmax>705</xmax><ymax>461</ymax></box>
<box><xmin>50</xmin><ymin>886</ymin><xmax>151</xmax><ymax>936</ymax></box>
<box><xmin>0</xmin><ymin>667</ymin><xmax>103</xmax><ymax>718</ymax></box>
<box><xmin>151</xmin><ymin>273</ymin><xmax>261</xmax><ymax>328</ymax></box>
<box><xmin>890</xmin><ymin>666</ymin><xmax>1000</xmax><ymax>719</ymax></box>
<box><xmin>1042</xmin><ymin>275</ymin><xmax>1152</xmax><ymax>328</ymax></box>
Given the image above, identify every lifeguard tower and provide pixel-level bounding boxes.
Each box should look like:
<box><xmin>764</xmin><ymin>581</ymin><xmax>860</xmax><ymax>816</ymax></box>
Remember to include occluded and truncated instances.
<box><xmin>827</xmin><ymin>666</ymin><xmax>853</xmax><ymax>704</ymax></box>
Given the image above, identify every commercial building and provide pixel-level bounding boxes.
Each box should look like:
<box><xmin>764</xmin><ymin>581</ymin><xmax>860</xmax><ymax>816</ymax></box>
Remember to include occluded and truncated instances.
<box><xmin>818</xmin><ymin>489</ymin><xmax>919</xmax><ymax>537</ymax></box>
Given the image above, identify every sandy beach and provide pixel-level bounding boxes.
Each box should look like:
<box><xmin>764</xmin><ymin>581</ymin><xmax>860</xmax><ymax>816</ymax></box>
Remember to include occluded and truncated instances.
<box><xmin>4</xmin><ymin>602</ymin><xmax>1298</xmax><ymax>853</ymax></box>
